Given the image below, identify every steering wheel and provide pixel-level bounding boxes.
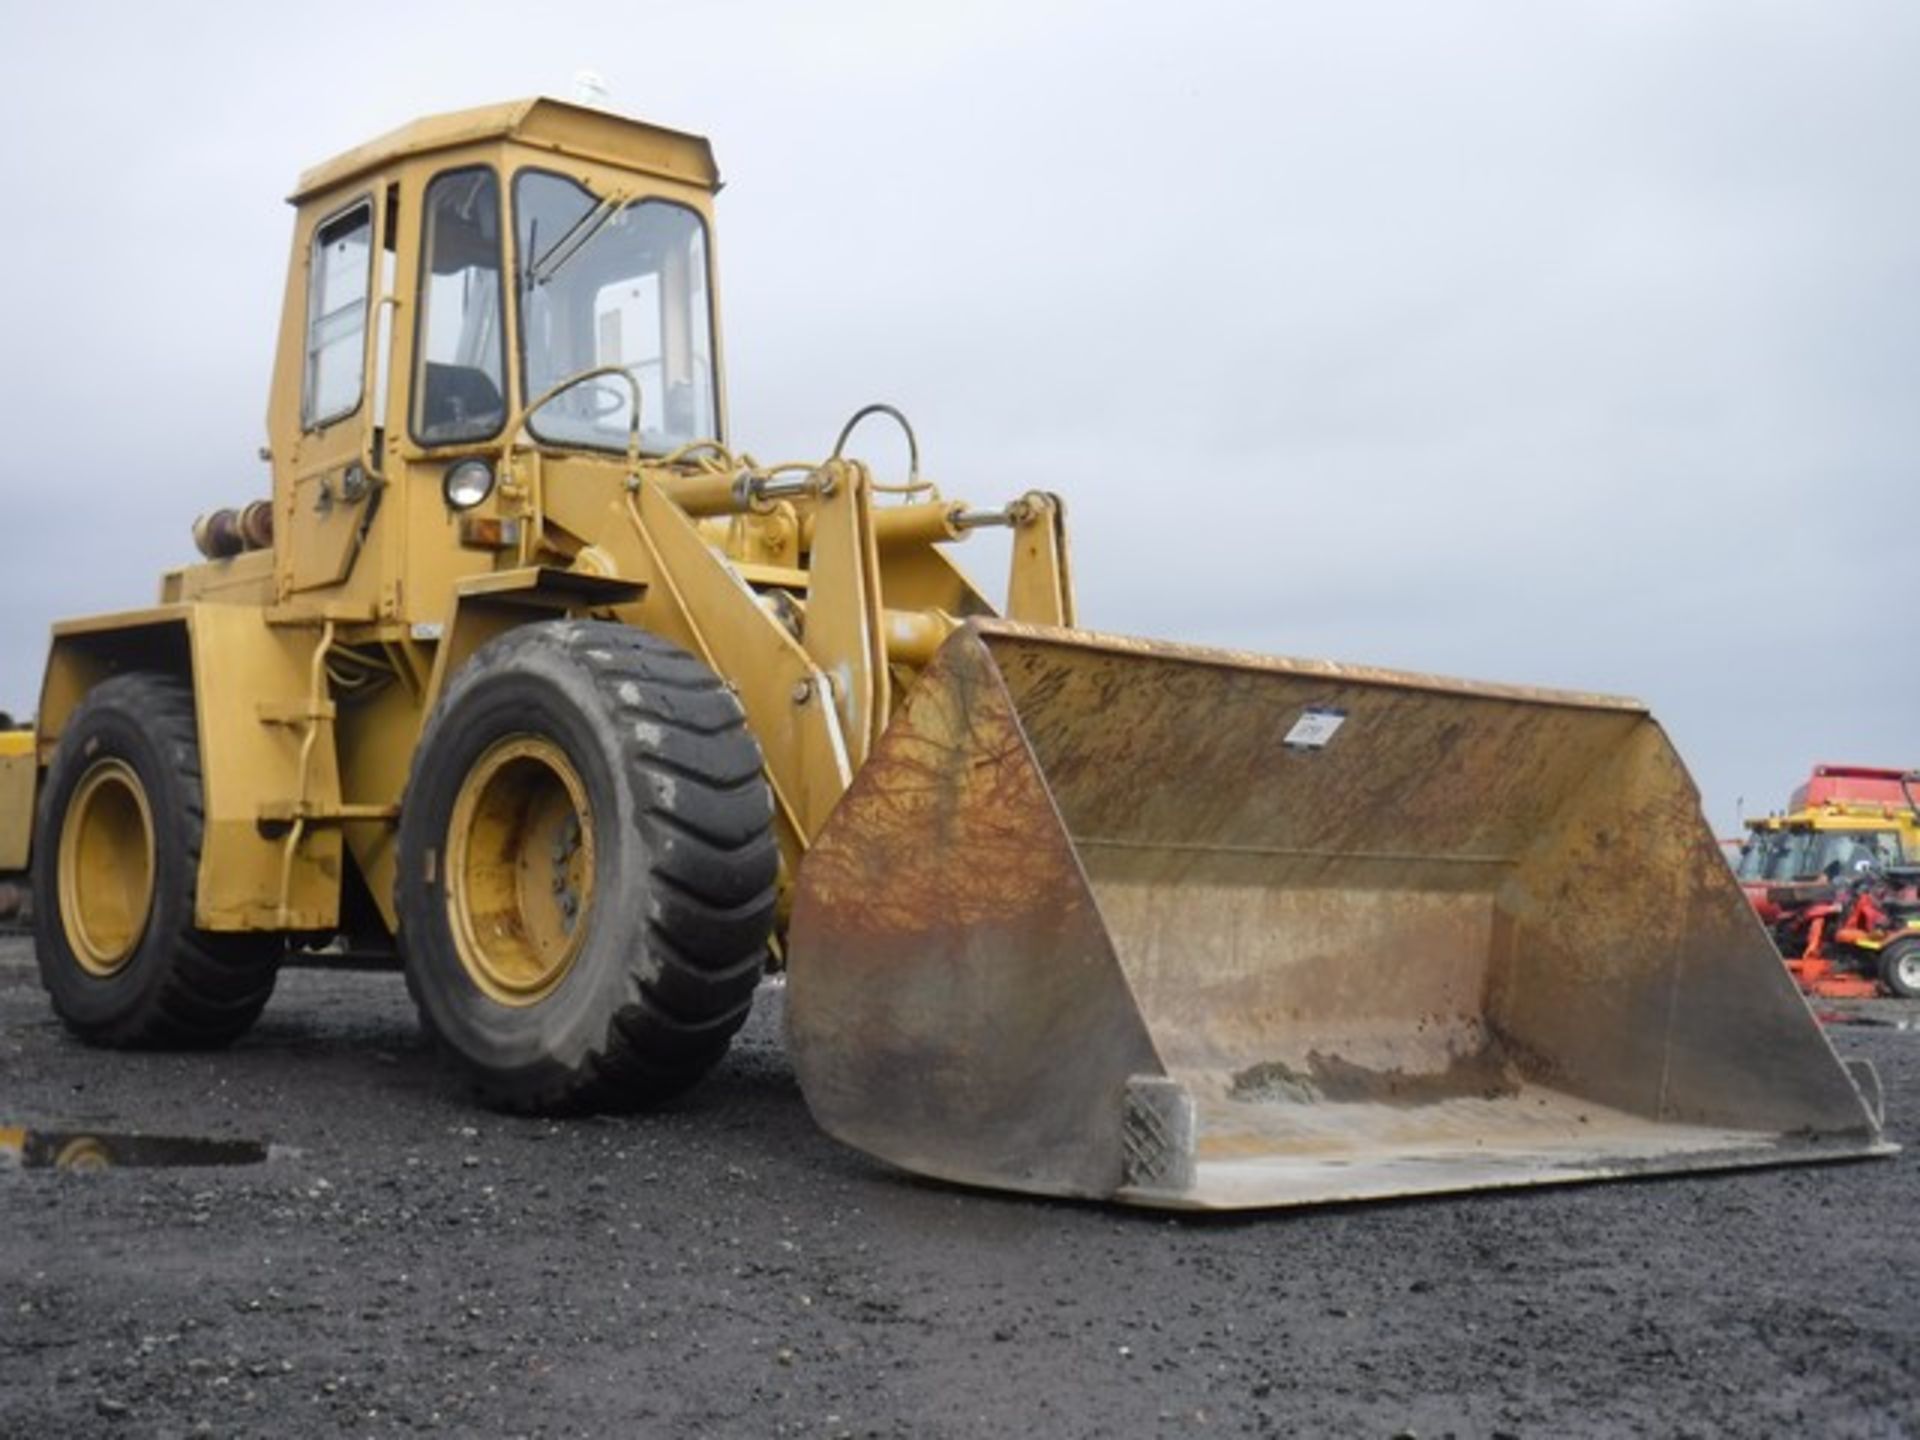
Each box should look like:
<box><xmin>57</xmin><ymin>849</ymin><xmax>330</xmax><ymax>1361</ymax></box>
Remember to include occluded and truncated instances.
<box><xmin>572</xmin><ymin>381</ymin><xmax>631</xmax><ymax>420</ymax></box>
<box><xmin>516</xmin><ymin>365</ymin><xmax>646</xmax><ymax>467</ymax></box>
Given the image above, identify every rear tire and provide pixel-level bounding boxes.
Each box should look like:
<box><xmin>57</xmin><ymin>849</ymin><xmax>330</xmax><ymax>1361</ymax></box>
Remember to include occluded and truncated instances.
<box><xmin>1879</xmin><ymin>938</ymin><xmax>1920</xmax><ymax>1000</ymax></box>
<box><xmin>395</xmin><ymin>620</ymin><xmax>777</xmax><ymax>1113</ymax></box>
<box><xmin>33</xmin><ymin>673</ymin><xmax>281</xmax><ymax>1046</ymax></box>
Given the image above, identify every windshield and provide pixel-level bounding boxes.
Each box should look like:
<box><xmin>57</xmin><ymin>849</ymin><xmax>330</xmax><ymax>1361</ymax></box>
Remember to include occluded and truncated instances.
<box><xmin>1734</xmin><ymin>833</ymin><xmax>1781</xmax><ymax>882</ymax></box>
<box><xmin>514</xmin><ymin>171</ymin><xmax>718</xmax><ymax>454</ymax></box>
<box><xmin>1742</xmin><ymin>827</ymin><xmax>1905</xmax><ymax>882</ymax></box>
<box><xmin>1806</xmin><ymin>829</ymin><xmax>1904</xmax><ymax>878</ymax></box>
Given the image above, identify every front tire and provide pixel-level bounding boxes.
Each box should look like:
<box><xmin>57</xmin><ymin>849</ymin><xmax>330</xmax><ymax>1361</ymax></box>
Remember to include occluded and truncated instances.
<box><xmin>33</xmin><ymin>673</ymin><xmax>281</xmax><ymax>1046</ymax></box>
<box><xmin>1879</xmin><ymin>938</ymin><xmax>1920</xmax><ymax>1000</ymax></box>
<box><xmin>396</xmin><ymin>621</ymin><xmax>777</xmax><ymax>1113</ymax></box>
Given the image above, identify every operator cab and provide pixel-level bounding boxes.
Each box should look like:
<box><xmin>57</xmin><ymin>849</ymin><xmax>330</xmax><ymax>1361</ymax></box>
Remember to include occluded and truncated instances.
<box><xmin>254</xmin><ymin>98</ymin><xmax>725</xmax><ymax>617</ymax></box>
<box><xmin>1738</xmin><ymin>824</ymin><xmax>1907</xmax><ymax>883</ymax></box>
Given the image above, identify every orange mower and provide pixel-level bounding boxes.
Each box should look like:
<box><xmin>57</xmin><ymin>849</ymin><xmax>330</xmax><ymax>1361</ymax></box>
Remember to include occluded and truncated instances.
<box><xmin>1773</xmin><ymin>865</ymin><xmax>1920</xmax><ymax>1000</ymax></box>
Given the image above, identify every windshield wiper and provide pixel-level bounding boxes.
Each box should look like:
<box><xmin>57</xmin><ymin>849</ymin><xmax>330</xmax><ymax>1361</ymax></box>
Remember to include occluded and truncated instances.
<box><xmin>526</xmin><ymin>191</ymin><xmax>627</xmax><ymax>289</ymax></box>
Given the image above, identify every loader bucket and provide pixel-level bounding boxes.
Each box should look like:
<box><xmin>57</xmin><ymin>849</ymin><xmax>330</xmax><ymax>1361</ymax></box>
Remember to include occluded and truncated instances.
<box><xmin>786</xmin><ymin>621</ymin><xmax>1892</xmax><ymax>1210</ymax></box>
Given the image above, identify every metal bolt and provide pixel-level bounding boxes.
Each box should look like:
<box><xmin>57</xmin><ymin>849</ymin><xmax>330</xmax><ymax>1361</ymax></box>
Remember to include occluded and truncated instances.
<box><xmin>792</xmin><ymin>679</ymin><xmax>812</xmax><ymax>705</ymax></box>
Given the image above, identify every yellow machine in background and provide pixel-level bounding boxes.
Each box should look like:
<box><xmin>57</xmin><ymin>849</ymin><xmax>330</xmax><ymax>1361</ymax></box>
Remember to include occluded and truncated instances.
<box><xmin>0</xmin><ymin>727</ymin><xmax>31</xmax><ymax>923</ymax></box>
<box><xmin>1734</xmin><ymin>804</ymin><xmax>1919</xmax><ymax>890</ymax></box>
<box><xmin>0</xmin><ymin>99</ymin><xmax>1890</xmax><ymax>1209</ymax></box>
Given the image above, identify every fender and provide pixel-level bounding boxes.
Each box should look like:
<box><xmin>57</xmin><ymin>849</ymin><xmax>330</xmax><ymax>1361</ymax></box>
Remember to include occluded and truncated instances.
<box><xmin>327</xmin><ymin>566</ymin><xmax>647</xmax><ymax>936</ymax></box>
<box><xmin>40</xmin><ymin>606</ymin><xmax>343</xmax><ymax>932</ymax></box>
<box><xmin>419</xmin><ymin>567</ymin><xmax>645</xmax><ymax>722</ymax></box>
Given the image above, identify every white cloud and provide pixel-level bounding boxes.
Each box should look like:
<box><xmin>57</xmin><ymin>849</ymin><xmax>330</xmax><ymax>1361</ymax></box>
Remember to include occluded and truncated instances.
<box><xmin>0</xmin><ymin>0</ymin><xmax>1913</xmax><ymax>829</ymax></box>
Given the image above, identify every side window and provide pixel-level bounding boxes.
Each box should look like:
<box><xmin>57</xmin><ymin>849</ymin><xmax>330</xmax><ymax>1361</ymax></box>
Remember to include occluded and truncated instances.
<box><xmin>413</xmin><ymin>168</ymin><xmax>506</xmax><ymax>445</ymax></box>
<box><xmin>303</xmin><ymin>202</ymin><xmax>373</xmax><ymax>429</ymax></box>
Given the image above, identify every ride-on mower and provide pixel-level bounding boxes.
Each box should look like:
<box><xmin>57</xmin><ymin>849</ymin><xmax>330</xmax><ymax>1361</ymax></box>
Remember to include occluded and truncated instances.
<box><xmin>1773</xmin><ymin>866</ymin><xmax>1920</xmax><ymax>1000</ymax></box>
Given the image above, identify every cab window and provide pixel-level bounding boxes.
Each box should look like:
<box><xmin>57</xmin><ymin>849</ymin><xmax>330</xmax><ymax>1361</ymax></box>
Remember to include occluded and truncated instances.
<box><xmin>302</xmin><ymin>201</ymin><xmax>373</xmax><ymax>429</ymax></box>
<box><xmin>413</xmin><ymin>168</ymin><xmax>507</xmax><ymax>445</ymax></box>
<box><xmin>514</xmin><ymin>170</ymin><xmax>718</xmax><ymax>454</ymax></box>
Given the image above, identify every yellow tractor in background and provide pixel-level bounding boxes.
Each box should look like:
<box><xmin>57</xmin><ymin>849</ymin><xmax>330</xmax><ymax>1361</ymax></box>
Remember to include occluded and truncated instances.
<box><xmin>0</xmin><ymin>722</ymin><xmax>30</xmax><ymax>924</ymax></box>
<box><xmin>1733</xmin><ymin>765</ymin><xmax>1920</xmax><ymax>907</ymax></box>
<box><xmin>0</xmin><ymin>99</ymin><xmax>1891</xmax><ymax>1209</ymax></box>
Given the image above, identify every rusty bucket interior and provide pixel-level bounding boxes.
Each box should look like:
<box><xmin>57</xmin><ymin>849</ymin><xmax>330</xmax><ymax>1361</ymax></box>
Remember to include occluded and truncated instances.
<box><xmin>786</xmin><ymin>620</ymin><xmax>1892</xmax><ymax>1211</ymax></box>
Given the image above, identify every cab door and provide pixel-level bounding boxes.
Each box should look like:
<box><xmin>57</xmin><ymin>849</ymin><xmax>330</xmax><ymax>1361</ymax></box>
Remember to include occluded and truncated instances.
<box><xmin>280</xmin><ymin>194</ymin><xmax>382</xmax><ymax>595</ymax></box>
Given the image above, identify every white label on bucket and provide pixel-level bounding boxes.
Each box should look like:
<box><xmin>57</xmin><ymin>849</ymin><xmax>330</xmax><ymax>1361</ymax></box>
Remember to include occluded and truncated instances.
<box><xmin>1283</xmin><ymin>706</ymin><xmax>1346</xmax><ymax>750</ymax></box>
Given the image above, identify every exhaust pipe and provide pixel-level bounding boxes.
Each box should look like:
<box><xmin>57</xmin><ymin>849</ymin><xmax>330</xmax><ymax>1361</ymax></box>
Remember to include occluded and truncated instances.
<box><xmin>192</xmin><ymin>500</ymin><xmax>274</xmax><ymax>560</ymax></box>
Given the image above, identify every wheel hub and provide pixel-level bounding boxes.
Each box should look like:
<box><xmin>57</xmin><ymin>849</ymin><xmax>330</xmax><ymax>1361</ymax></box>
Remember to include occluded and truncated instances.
<box><xmin>57</xmin><ymin>759</ymin><xmax>157</xmax><ymax>977</ymax></box>
<box><xmin>1894</xmin><ymin>946</ymin><xmax>1920</xmax><ymax>994</ymax></box>
<box><xmin>445</xmin><ymin>736</ymin><xmax>596</xmax><ymax>1006</ymax></box>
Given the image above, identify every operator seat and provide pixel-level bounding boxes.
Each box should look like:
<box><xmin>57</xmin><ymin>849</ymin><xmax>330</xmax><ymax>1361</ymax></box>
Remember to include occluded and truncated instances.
<box><xmin>420</xmin><ymin>363</ymin><xmax>505</xmax><ymax>441</ymax></box>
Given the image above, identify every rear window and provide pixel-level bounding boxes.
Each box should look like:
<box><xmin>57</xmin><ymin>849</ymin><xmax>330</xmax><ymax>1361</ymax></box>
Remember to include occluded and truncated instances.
<box><xmin>302</xmin><ymin>201</ymin><xmax>374</xmax><ymax>429</ymax></box>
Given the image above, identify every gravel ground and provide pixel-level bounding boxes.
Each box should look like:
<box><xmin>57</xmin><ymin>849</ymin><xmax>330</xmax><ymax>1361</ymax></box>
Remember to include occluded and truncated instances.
<box><xmin>2</xmin><ymin>935</ymin><xmax>1917</xmax><ymax>1439</ymax></box>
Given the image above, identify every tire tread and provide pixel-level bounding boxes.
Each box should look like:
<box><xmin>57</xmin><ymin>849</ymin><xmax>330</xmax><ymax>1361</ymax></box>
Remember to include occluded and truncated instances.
<box><xmin>403</xmin><ymin>621</ymin><xmax>776</xmax><ymax>1114</ymax></box>
<box><xmin>35</xmin><ymin>673</ymin><xmax>279</xmax><ymax>1048</ymax></box>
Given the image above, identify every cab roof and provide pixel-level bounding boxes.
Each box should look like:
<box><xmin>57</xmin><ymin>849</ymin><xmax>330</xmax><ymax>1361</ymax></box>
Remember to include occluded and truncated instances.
<box><xmin>291</xmin><ymin>97</ymin><xmax>720</xmax><ymax>203</ymax></box>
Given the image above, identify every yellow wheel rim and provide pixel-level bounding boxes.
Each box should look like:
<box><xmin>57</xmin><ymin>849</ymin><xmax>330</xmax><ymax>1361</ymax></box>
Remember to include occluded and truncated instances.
<box><xmin>445</xmin><ymin>735</ymin><xmax>596</xmax><ymax>1007</ymax></box>
<box><xmin>57</xmin><ymin>759</ymin><xmax>157</xmax><ymax>977</ymax></box>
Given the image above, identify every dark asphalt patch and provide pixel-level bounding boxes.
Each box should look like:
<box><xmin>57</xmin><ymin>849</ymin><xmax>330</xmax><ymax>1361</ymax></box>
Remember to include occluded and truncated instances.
<box><xmin>3</xmin><ymin>938</ymin><xmax>1917</xmax><ymax>1437</ymax></box>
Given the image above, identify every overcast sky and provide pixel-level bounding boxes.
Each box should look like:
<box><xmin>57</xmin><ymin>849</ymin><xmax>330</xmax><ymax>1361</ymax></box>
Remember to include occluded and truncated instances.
<box><xmin>0</xmin><ymin>1</ymin><xmax>1913</xmax><ymax>834</ymax></box>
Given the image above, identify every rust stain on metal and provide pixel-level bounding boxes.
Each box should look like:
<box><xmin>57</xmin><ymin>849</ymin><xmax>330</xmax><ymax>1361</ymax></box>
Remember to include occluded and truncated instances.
<box><xmin>787</xmin><ymin>620</ymin><xmax>1893</xmax><ymax>1210</ymax></box>
<box><xmin>794</xmin><ymin>628</ymin><xmax>1084</xmax><ymax>942</ymax></box>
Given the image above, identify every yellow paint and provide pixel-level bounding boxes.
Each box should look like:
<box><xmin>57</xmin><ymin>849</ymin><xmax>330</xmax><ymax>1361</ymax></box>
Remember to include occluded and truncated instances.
<box><xmin>290</xmin><ymin>98</ymin><xmax>718</xmax><ymax>203</ymax></box>
<box><xmin>0</xmin><ymin>729</ymin><xmax>32</xmax><ymax>872</ymax></box>
<box><xmin>1004</xmin><ymin>492</ymin><xmax>1075</xmax><ymax>626</ymax></box>
<box><xmin>36</xmin><ymin>607</ymin><xmax>343</xmax><ymax>931</ymax></box>
<box><xmin>57</xmin><ymin>760</ymin><xmax>155</xmax><ymax>974</ymax></box>
<box><xmin>445</xmin><ymin>734</ymin><xmax>595</xmax><ymax>1005</ymax></box>
<box><xmin>1741</xmin><ymin>801</ymin><xmax>1920</xmax><ymax>869</ymax></box>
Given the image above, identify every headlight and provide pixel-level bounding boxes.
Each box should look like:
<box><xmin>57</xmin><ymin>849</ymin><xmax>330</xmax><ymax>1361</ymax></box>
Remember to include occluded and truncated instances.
<box><xmin>442</xmin><ymin>459</ymin><xmax>495</xmax><ymax>510</ymax></box>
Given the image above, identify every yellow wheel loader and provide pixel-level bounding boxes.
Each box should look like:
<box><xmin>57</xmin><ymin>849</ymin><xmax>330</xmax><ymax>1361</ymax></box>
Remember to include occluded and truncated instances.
<box><xmin>2</xmin><ymin>99</ymin><xmax>1891</xmax><ymax>1209</ymax></box>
